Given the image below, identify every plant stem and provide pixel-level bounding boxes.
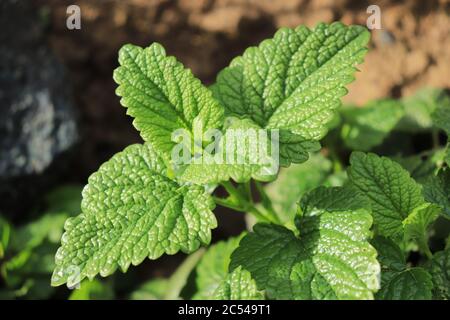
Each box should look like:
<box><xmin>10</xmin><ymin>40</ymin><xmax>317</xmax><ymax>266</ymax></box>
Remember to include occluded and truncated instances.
<box><xmin>220</xmin><ymin>181</ymin><xmax>246</xmax><ymax>204</ymax></box>
<box><xmin>254</xmin><ymin>181</ymin><xmax>281</xmax><ymax>224</ymax></box>
<box><xmin>213</xmin><ymin>196</ymin><xmax>246</xmax><ymax>212</ymax></box>
<box><xmin>419</xmin><ymin>238</ymin><xmax>433</xmax><ymax>260</ymax></box>
<box><xmin>215</xmin><ymin>180</ymin><xmax>282</xmax><ymax>224</ymax></box>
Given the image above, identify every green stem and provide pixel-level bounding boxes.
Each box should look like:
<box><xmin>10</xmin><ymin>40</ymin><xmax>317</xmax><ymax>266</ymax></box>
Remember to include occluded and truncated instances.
<box><xmin>220</xmin><ymin>181</ymin><xmax>246</xmax><ymax>204</ymax></box>
<box><xmin>248</xmin><ymin>206</ymin><xmax>274</xmax><ymax>224</ymax></box>
<box><xmin>419</xmin><ymin>238</ymin><xmax>433</xmax><ymax>260</ymax></box>
<box><xmin>214</xmin><ymin>195</ymin><xmax>273</xmax><ymax>223</ymax></box>
<box><xmin>254</xmin><ymin>181</ymin><xmax>281</xmax><ymax>224</ymax></box>
<box><xmin>213</xmin><ymin>196</ymin><xmax>246</xmax><ymax>212</ymax></box>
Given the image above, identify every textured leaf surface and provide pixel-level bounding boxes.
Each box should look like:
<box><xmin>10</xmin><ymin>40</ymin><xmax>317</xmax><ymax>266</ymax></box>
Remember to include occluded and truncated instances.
<box><xmin>114</xmin><ymin>43</ymin><xmax>224</xmax><ymax>160</ymax></box>
<box><xmin>340</xmin><ymin>99</ymin><xmax>404</xmax><ymax>151</ymax></box>
<box><xmin>427</xmin><ymin>248</ymin><xmax>450</xmax><ymax>299</ymax></box>
<box><xmin>212</xmin><ymin>23</ymin><xmax>369</xmax><ymax>166</ymax></box>
<box><xmin>377</xmin><ymin>268</ymin><xmax>433</xmax><ymax>300</ymax></box>
<box><xmin>52</xmin><ymin>143</ymin><xmax>216</xmax><ymax>287</ymax></box>
<box><xmin>423</xmin><ymin>169</ymin><xmax>450</xmax><ymax>219</ymax></box>
<box><xmin>194</xmin><ymin>236</ymin><xmax>242</xmax><ymax>299</ymax></box>
<box><xmin>348</xmin><ymin>152</ymin><xmax>424</xmax><ymax>239</ymax></box>
<box><xmin>230</xmin><ymin>186</ymin><xmax>379</xmax><ymax>300</ymax></box>
<box><xmin>177</xmin><ymin>117</ymin><xmax>278</xmax><ymax>184</ymax></box>
<box><xmin>264</xmin><ymin>153</ymin><xmax>332</xmax><ymax>223</ymax></box>
<box><xmin>213</xmin><ymin>266</ymin><xmax>264</xmax><ymax>300</ymax></box>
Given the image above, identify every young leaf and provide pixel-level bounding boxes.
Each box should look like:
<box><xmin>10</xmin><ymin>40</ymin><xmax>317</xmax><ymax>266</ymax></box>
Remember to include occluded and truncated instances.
<box><xmin>230</xmin><ymin>186</ymin><xmax>380</xmax><ymax>300</ymax></box>
<box><xmin>212</xmin><ymin>22</ymin><xmax>370</xmax><ymax>165</ymax></box>
<box><xmin>402</xmin><ymin>203</ymin><xmax>440</xmax><ymax>257</ymax></box>
<box><xmin>264</xmin><ymin>153</ymin><xmax>332</xmax><ymax>223</ymax></box>
<box><xmin>427</xmin><ymin>247</ymin><xmax>450</xmax><ymax>299</ymax></box>
<box><xmin>376</xmin><ymin>268</ymin><xmax>433</xmax><ymax>300</ymax></box>
<box><xmin>177</xmin><ymin>117</ymin><xmax>278</xmax><ymax>184</ymax></box>
<box><xmin>193</xmin><ymin>236</ymin><xmax>242</xmax><ymax>299</ymax></box>
<box><xmin>51</xmin><ymin>143</ymin><xmax>216</xmax><ymax>287</ymax></box>
<box><xmin>423</xmin><ymin>168</ymin><xmax>450</xmax><ymax>219</ymax></box>
<box><xmin>113</xmin><ymin>43</ymin><xmax>224</xmax><ymax>160</ymax></box>
<box><xmin>212</xmin><ymin>266</ymin><xmax>263</xmax><ymax>300</ymax></box>
<box><xmin>340</xmin><ymin>99</ymin><xmax>404</xmax><ymax>151</ymax></box>
<box><xmin>348</xmin><ymin>152</ymin><xmax>424</xmax><ymax>240</ymax></box>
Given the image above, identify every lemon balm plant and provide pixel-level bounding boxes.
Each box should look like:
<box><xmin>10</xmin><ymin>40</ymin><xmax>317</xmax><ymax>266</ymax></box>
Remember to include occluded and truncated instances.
<box><xmin>51</xmin><ymin>22</ymin><xmax>450</xmax><ymax>300</ymax></box>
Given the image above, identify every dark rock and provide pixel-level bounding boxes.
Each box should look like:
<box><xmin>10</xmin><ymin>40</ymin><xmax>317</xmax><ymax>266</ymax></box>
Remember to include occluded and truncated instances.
<box><xmin>0</xmin><ymin>0</ymin><xmax>78</xmax><ymax>217</ymax></box>
<box><xmin>0</xmin><ymin>47</ymin><xmax>78</xmax><ymax>178</ymax></box>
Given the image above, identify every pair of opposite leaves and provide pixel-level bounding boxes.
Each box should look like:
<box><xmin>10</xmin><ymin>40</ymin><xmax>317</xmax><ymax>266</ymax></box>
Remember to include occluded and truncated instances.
<box><xmin>51</xmin><ymin>22</ymin><xmax>371</xmax><ymax>289</ymax></box>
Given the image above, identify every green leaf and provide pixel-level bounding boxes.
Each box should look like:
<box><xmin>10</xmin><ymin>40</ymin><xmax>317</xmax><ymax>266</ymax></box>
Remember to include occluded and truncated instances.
<box><xmin>113</xmin><ymin>43</ymin><xmax>224</xmax><ymax>161</ymax></box>
<box><xmin>377</xmin><ymin>268</ymin><xmax>433</xmax><ymax>300</ymax></box>
<box><xmin>340</xmin><ymin>99</ymin><xmax>404</xmax><ymax>151</ymax></box>
<box><xmin>397</xmin><ymin>88</ymin><xmax>445</xmax><ymax>132</ymax></box>
<box><xmin>213</xmin><ymin>22</ymin><xmax>369</xmax><ymax>135</ymax></box>
<box><xmin>371</xmin><ymin>236</ymin><xmax>406</xmax><ymax>286</ymax></box>
<box><xmin>403</xmin><ymin>203</ymin><xmax>440</xmax><ymax>256</ymax></box>
<box><xmin>423</xmin><ymin>168</ymin><xmax>450</xmax><ymax>219</ymax></box>
<box><xmin>264</xmin><ymin>153</ymin><xmax>332</xmax><ymax>223</ymax></box>
<box><xmin>348</xmin><ymin>152</ymin><xmax>425</xmax><ymax>240</ymax></box>
<box><xmin>51</xmin><ymin>143</ymin><xmax>217</xmax><ymax>287</ymax></box>
<box><xmin>213</xmin><ymin>22</ymin><xmax>370</xmax><ymax>165</ymax></box>
<box><xmin>177</xmin><ymin>117</ymin><xmax>278</xmax><ymax>184</ymax></box>
<box><xmin>427</xmin><ymin>247</ymin><xmax>450</xmax><ymax>299</ymax></box>
<box><xmin>277</xmin><ymin>131</ymin><xmax>321</xmax><ymax>167</ymax></box>
<box><xmin>194</xmin><ymin>236</ymin><xmax>242</xmax><ymax>299</ymax></box>
<box><xmin>69</xmin><ymin>279</ymin><xmax>114</xmax><ymax>300</ymax></box>
<box><xmin>130</xmin><ymin>278</ymin><xmax>169</xmax><ymax>300</ymax></box>
<box><xmin>213</xmin><ymin>266</ymin><xmax>264</xmax><ymax>300</ymax></box>
<box><xmin>230</xmin><ymin>186</ymin><xmax>380</xmax><ymax>300</ymax></box>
